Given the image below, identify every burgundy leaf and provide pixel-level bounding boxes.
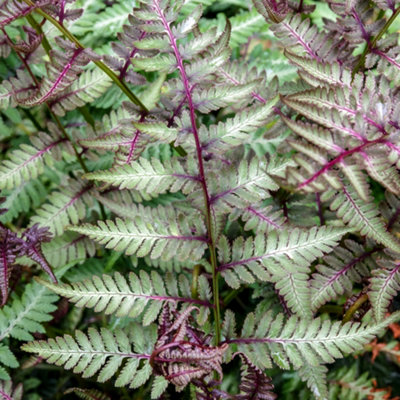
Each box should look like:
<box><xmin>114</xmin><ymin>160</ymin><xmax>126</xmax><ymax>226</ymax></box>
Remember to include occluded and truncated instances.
<box><xmin>252</xmin><ymin>0</ymin><xmax>289</xmax><ymax>23</ymax></box>
<box><xmin>17</xmin><ymin>224</ymin><xmax>56</xmax><ymax>283</ymax></box>
<box><xmin>151</xmin><ymin>306</ymin><xmax>228</xmax><ymax>391</ymax></box>
<box><xmin>0</xmin><ymin>227</ymin><xmax>19</xmax><ymax>305</ymax></box>
<box><xmin>235</xmin><ymin>353</ymin><xmax>277</xmax><ymax>400</ymax></box>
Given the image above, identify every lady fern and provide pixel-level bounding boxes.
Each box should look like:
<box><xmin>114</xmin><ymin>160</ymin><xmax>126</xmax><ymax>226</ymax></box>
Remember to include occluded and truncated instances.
<box><xmin>0</xmin><ymin>0</ymin><xmax>399</xmax><ymax>398</ymax></box>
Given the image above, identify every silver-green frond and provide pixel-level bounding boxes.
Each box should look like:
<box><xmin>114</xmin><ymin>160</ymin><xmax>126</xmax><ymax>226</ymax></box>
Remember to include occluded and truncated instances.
<box><xmin>329</xmin><ymin>186</ymin><xmax>400</xmax><ymax>253</ymax></box>
<box><xmin>22</xmin><ymin>325</ymin><xmax>157</xmax><ymax>389</ymax></box>
<box><xmin>38</xmin><ymin>270</ymin><xmax>212</xmax><ymax>325</ymax></box>
<box><xmin>30</xmin><ymin>183</ymin><xmax>93</xmax><ymax>236</ymax></box>
<box><xmin>225</xmin><ymin>311</ymin><xmax>400</xmax><ymax>370</ymax></box>
<box><xmin>85</xmin><ymin>157</ymin><xmax>199</xmax><ymax>195</ymax></box>
<box><xmin>69</xmin><ymin>207</ymin><xmax>207</xmax><ymax>261</ymax></box>
<box><xmin>369</xmin><ymin>257</ymin><xmax>400</xmax><ymax>322</ymax></box>
<box><xmin>0</xmin><ymin>281</ymin><xmax>58</xmax><ymax>342</ymax></box>
<box><xmin>217</xmin><ymin>226</ymin><xmax>350</xmax><ymax>289</ymax></box>
<box><xmin>0</xmin><ymin>131</ymin><xmax>67</xmax><ymax>190</ymax></box>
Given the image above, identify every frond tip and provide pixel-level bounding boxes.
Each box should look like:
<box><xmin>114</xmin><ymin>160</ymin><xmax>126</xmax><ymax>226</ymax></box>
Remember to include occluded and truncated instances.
<box><xmin>224</xmin><ymin>311</ymin><xmax>400</xmax><ymax>370</ymax></box>
<box><xmin>22</xmin><ymin>325</ymin><xmax>156</xmax><ymax>389</ymax></box>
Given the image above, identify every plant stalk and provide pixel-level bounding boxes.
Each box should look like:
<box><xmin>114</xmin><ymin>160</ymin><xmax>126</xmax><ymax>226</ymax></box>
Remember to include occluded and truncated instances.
<box><xmin>153</xmin><ymin>0</ymin><xmax>221</xmax><ymax>344</ymax></box>
<box><xmin>342</xmin><ymin>293</ymin><xmax>369</xmax><ymax>323</ymax></box>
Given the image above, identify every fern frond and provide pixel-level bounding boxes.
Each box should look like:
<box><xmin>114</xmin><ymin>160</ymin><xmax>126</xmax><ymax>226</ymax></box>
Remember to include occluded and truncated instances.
<box><xmin>22</xmin><ymin>325</ymin><xmax>157</xmax><ymax>388</ymax></box>
<box><xmin>20</xmin><ymin>39</ymin><xmax>94</xmax><ymax>106</ymax></box>
<box><xmin>229</xmin><ymin>9</ymin><xmax>267</xmax><ymax>47</ymax></box>
<box><xmin>369</xmin><ymin>258</ymin><xmax>400</xmax><ymax>322</ymax></box>
<box><xmin>329</xmin><ymin>364</ymin><xmax>393</xmax><ymax>400</ymax></box>
<box><xmin>192</xmin><ymin>83</ymin><xmax>257</xmax><ymax>113</ymax></box>
<box><xmin>233</xmin><ymin>204</ymin><xmax>286</xmax><ymax>233</ymax></box>
<box><xmin>0</xmin><ymin>69</ymin><xmax>35</xmax><ymax>109</ymax></box>
<box><xmin>272</xmin><ymin>258</ymin><xmax>312</xmax><ymax>320</ymax></box>
<box><xmin>0</xmin><ymin>0</ymin><xmax>51</xmax><ymax>27</ymax></box>
<box><xmin>85</xmin><ymin>157</ymin><xmax>199</xmax><ymax>195</ymax></box>
<box><xmin>129</xmin><ymin>121</ymin><xmax>178</xmax><ymax>144</ymax></box>
<box><xmin>236</xmin><ymin>353</ymin><xmax>277</xmax><ymax>400</ymax></box>
<box><xmin>283</xmin><ymin>98</ymin><xmax>366</xmax><ymax>142</ymax></box>
<box><xmin>181</xmin><ymin>0</ymin><xmax>217</xmax><ymax>15</ymax></box>
<box><xmin>0</xmin><ymin>342</ymin><xmax>19</xmax><ymax>370</ymax></box>
<box><xmin>50</xmin><ymin>69</ymin><xmax>113</xmax><ymax>116</ymax></box>
<box><xmin>30</xmin><ymin>183</ymin><xmax>93</xmax><ymax>236</ymax></box>
<box><xmin>207</xmin><ymin>158</ymin><xmax>279</xmax><ymax>214</ymax></box>
<box><xmin>64</xmin><ymin>387</ymin><xmax>111</xmax><ymax>400</ymax></box>
<box><xmin>151</xmin><ymin>376</ymin><xmax>169</xmax><ymax>400</ymax></box>
<box><xmin>38</xmin><ymin>271</ymin><xmax>212</xmax><ymax>325</ymax></box>
<box><xmin>310</xmin><ymin>241</ymin><xmax>377</xmax><ymax>312</ymax></box>
<box><xmin>283</xmin><ymin>53</ymin><xmax>353</xmax><ymax>88</ymax></box>
<box><xmin>0</xmin><ymin>379</ymin><xmax>23</xmax><ymax>400</ymax></box>
<box><xmin>271</xmin><ymin>14</ymin><xmax>326</xmax><ymax>61</ymax></box>
<box><xmin>42</xmin><ymin>232</ymin><xmax>96</xmax><ymax>269</ymax></box>
<box><xmin>0</xmin><ymin>179</ymin><xmax>47</xmax><ymax>223</ymax></box>
<box><xmin>0</xmin><ymin>132</ymin><xmax>67</xmax><ymax>190</ymax></box>
<box><xmin>69</xmin><ymin>208</ymin><xmax>208</xmax><ymax>261</ymax></box>
<box><xmin>0</xmin><ymin>281</ymin><xmax>58</xmax><ymax>342</ymax></box>
<box><xmin>329</xmin><ymin>186</ymin><xmax>400</xmax><ymax>253</ymax></box>
<box><xmin>79</xmin><ymin>107</ymin><xmax>135</xmax><ymax>149</ymax></box>
<box><xmin>200</xmin><ymin>99</ymin><xmax>278</xmax><ymax>154</ymax></box>
<box><xmin>252</xmin><ymin>0</ymin><xmax>289</xmax><ymax>23</ymax></box>
<box><xmin>218</xmin><ymin>226</ymin><xmax>349</xmax><ymax>288</ymax></box>
<box><xmin>94</xmin><ymin>191</ymin><xmax>156</xmax><ymax>217</ymax></box>
<box><xmin>225</xmin><ymin>311</ymin><xmax>400</xmax><ymax>370</ymax></box>
<box><xmin>298</xmin><ymin>363</ymin><xmax>329</xmax><ymax>400</ymax></box>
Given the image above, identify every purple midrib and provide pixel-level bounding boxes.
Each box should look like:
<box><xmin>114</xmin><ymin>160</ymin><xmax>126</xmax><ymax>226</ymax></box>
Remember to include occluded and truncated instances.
<box><xmin>37</xmin><ymin>48</ymin><xmax>83</xmax><ymax>104</ymax></box>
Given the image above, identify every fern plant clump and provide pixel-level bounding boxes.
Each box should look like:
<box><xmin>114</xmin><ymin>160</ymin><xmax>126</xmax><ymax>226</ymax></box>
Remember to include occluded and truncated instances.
<box><xmin>1</xmin><ymin>0</ymin><xmax>400</xmax><ymax>398</ymax></box>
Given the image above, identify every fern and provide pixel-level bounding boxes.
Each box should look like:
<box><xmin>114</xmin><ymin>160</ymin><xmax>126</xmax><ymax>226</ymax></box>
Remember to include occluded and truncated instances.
<box><xmin>50</xmin><ymin>69</ymin><xmax>113</xmax><ymax>117</ymax></box>
<box><xmin>42</xmin><ymin>232</ymin><xmax>96</xmax><ymax>268</ymax></box>
<box><xmin>298</xmin><ymin>363</ymin><xmax>329</xmax><ymax>400</ymax></box>
<box><xmin>0</xmin><ymin>280</ymin><xmax>58</xmax><ymax>379</ymax></box>
<box><xmin>0</xmin><ymin>280</ymin><xmax>58</xmax><ymax>342</ymax></box>
<box><xmin>85</xmin><ymin>157</ymin><xmax>199</xmax><ymax>195</ymax></box>
<box><xmin>0</xmin><ymin>69</ymin><xmax>36</xmax><ymax>109</ymax></box>
<box><xmin>328</xmin><ymin>364</ymin><xmax>394</xmax><ymax>400</ymax></box>
<box><xmin>223</xmin><ymin>310</ymin><xmax>400</xmax><ymax>370</ymax></box>
<box><xmin>22</xmin><ymin>325</ymin><xmax>157</xmax><ymax>389</ymax></box>
<box><xmin>30</xmin><ymin>183</ymin><xmax>93</xmax><ymax>236</ymax></box>
<box><xmin>0</xmin><ymin>179</ymin><xmax>47</xmax><ymax>223</ymax></box>
<box><xmin>0</xmin><ymin>379</ymin><xmax>23</xmax><ymax>400</ymax></box>
<box><xmin>207</xmin><ymin>158</ymin><xmax>279</xmax><ymax>214</ymax></box>
<box><xmin>218</xmin><ymin>226</ymin><xmax>349</xmax><ymax>288</ymax></box>
<box><xmin>0</xmin><ymin>0</ymin><xmax>52</xmax><ymax>27</ymax></box>
<box><xmin>369</xmin><ymin>257</ymin><xmax>400</xmax><ymax>322</ymax></box>
<box><xmin>232</xmin><ymin>204</ymin><xmax>286</xmax><ymax>233</ymax></box>
<box><xmin>0</xmin><ymin>0</ymin><xmax>399</xmax><ymax>397</ymax></box>
<box><xmin>0</xmin><ymin>131</ymin><xmax>68</xmax><ymax>190</ymax></box>
<box><xmin>38</xmin><ymin>270</ymin><xmax>212</xmax><ymax>325</ymax></box>
<box><xmin>69</xmin><ymin>208</ymin><xmax>208</xmax><ymax>261</ymax></box>
<box><xmin>328</xmin><ymin>186</ymin><xmax>400</xmax><ymax>253</ymax></box>
<box><xmin>64</xmin><ymin>387</ymin><xmax>111</xmax><ymax>400</ymax></box>
<box><xmin>310</xmin><ymin>241</ymin><xmax>378</xmax><ymax>313</ymax></box>
<box><xmin>18</xmin><ymin>39</ymin><xmax>95</xmax><ymax>107</ymax></box>
<box><xmin>229</xmin><ymin>9</ymin><xmax>268</xmax><ymax>48</ymax></box>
